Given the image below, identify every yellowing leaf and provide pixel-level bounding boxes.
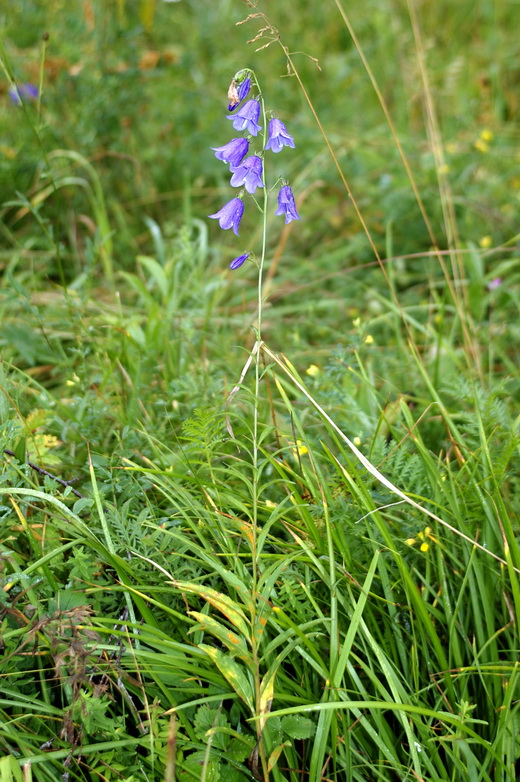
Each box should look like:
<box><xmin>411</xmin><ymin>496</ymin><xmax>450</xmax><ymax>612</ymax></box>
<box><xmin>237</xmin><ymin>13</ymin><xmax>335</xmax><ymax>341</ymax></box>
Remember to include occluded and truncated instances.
<box><xmin>198</xmin><ymin>644</ymin><xmax>253</xmax><ymax>711</ymax></box>
<box><xmin>172</xmin><ymin>581</ymin><xmax>251</xmax><ymax>642</ymax></box>
<box><xmin>188</xmin><ymin>611</ymin><xmax>252</xmax><ymax>664</ymax></box>
<box><xmin>267</xmin><ymin>742</ymin><xmax>291</xmax><ymax>773</ymax></box>
<box><xmin>259</xmin><ymin>667</ymin><xmax>277</xmax><ymax>732</ymax></box>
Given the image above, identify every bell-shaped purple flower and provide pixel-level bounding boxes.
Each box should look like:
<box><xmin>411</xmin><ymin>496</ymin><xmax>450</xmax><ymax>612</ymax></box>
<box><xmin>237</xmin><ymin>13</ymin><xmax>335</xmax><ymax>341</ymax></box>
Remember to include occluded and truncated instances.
<box><xmin>230</xmin><ymin>253</ymin><xmax>249</xmax><ymax>270</ymax></box>
<box><xmin>228</xmin><ymin>78</ymin><xmax>251</xmax><ymax>111</ymax></box>
<box><xmin>211</xmin><ymin>138</ymin><xmax>249</xmax><ymax>169</ymax></box>
<box><xmin>208</xmin><ymin>197</ymin><xmax>245</xmax><ymax>236</ymax></box>
<box><xmin>230</xmin><ymin>155</ymin><xmax>264</xmax><ymax>195</ymax></box>
<box><xmin>265</xmin><ymin>118</ymin><xmax>296</xmax><ymax>153</ymax></box>
<box><xmin>227</xmin><ymin>99</ymin><xmax>262</xmax><ymax>137</ymax></box>
<box><xmin>9</xmin><ymin>82</ymin><xmax>39</xmax><ymax>105</ymax></box>
<box><xmin>275</xmin><ymin>185</ymin><xmax>300</xmax><ymax>224</ymax></box>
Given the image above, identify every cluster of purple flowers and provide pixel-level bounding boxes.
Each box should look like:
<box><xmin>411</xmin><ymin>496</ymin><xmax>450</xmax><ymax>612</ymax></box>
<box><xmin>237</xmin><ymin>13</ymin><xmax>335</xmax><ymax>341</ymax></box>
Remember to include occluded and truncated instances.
<box><xmin>209</xmin><ymin>72</ymin><xmax>300</xmax><ymax>270</ymax></box>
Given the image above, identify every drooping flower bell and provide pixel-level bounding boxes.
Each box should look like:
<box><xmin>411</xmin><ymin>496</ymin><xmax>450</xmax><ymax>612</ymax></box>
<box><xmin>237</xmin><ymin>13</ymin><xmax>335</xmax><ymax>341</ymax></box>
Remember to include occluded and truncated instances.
<box><xmin>208</xmin><ymin>197</ymin><xmax>245</xmax><ymax>236</ymax></box>
<box><xmin>264</xmin><ymin>118</ymin><xmax>295</xmax><ymax>153</ymax></box>
<box><xmin>229</xmin><ymin>252</ymin><xmax>249</xmax><ymax>270</ymax></box>
<box><xmin>227</xmin><ymin>77</ymin><xmax>251</xmax><ymax>111</ymax></box>
<box><xmin>227</xmin><ymin>99</ymin><xmax>262</xmax><ymax>137</ymax></box>
<box><xmin>275</xmin><ymin>185</ymin><xmax>300</xmax><ymax>224</ymax></box>
<box><xmin>211</xmin><ymin>138</ymin><xmax>249</xmax><ymax>169</ymax></box>
<box><xmin>230</xmin><ymin>155</ymin><xmax>264</xmax><ymax>195</ymax></box>
<box><xmin>8</xmin><ymin>83</ymin><xmax>39</xmax><ymax>105</ymax></box>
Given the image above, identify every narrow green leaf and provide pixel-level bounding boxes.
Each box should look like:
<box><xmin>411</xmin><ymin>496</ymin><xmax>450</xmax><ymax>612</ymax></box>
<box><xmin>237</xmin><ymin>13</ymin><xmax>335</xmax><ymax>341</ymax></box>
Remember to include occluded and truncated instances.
<box><xmin>198</xmin><ymin>644</ymin><xmax>254</xmax><ymax>711</ymax></box>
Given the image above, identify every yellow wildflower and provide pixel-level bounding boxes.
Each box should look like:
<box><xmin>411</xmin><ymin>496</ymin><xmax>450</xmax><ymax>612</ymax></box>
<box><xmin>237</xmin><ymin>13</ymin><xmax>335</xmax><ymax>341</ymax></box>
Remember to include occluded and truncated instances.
<box><xmin>306</xmin><ymin>364</ymin><xmax>321</xmax><ymax>378</ymax></box>
<box><xmin>292</xmin><ymin>440</ymin><xmax>308</xmax><ymax>457</ymax></box>
<box><xmin>41</xmin><ymin>435</ymin><xmax>60</xmax><ymax>449</ymax></box>
<box><xmin>364</xmin><ymin>334</ymin><xmax>374</xmax><ymax>345</ymax></box>
<box><xmin>479</xmin><ymin>235</ymin><xmax>492</xmax><ymax>249</ymax></box>
<box><xmin>0</xmin><ymin>145</ymin><xmax>17</xmax><ymax>160</ymax></box>
<box><xmin>474</xmin><ymin>139</ymin><xmax>489</xmax><ymax>153</ymax></box>
<box><xmin>406</xmin><ymin>526</ymin><xmax>438</xmax><ymax>552</ymax></box>
<box><xmin>438</xmin><ymin>163</ymin><xmax>450</xmax><ymax>175</ymax></box>
<box><xmin>352</xmin><ymin>317</ymin><xmax>361</xmax><ymax>328</ymax></box>
<box><xmin>353</xmin><ymin>437</ymin><xmax>362</xmax><ymax>447</ymax></box>
<box><xmin>480</xmin><ymin>129</ymin><xmax>493</xmax><ymax>143</ymax></box>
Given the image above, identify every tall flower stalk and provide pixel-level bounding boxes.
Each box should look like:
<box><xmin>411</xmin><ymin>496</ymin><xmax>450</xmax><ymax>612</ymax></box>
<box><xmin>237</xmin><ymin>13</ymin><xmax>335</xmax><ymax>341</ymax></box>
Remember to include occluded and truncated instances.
<box><xmin>209</xmin><ymin>65</ymin><xmax>299</xmax><ymax>561</ymax></box>
<box><xmin>209</xmin><ymin>68</ymin><xmax>299</xmax><ymax>778</ymax></box>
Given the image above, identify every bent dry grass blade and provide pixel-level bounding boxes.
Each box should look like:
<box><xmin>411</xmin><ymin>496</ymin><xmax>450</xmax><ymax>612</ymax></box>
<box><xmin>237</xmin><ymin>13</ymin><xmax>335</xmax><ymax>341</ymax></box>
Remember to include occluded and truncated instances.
<box><xmin>261</xmin><ymin>343</ymin><xmax>518</xmax><ymax>575</ymax></box>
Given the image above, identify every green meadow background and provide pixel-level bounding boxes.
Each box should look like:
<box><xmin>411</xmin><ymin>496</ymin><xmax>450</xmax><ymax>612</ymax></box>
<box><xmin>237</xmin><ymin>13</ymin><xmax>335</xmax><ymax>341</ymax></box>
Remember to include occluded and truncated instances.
<box><xmin>0</xmin><ymin>1</ymin><xmax>519</xmax><ymax>780</ymax></box>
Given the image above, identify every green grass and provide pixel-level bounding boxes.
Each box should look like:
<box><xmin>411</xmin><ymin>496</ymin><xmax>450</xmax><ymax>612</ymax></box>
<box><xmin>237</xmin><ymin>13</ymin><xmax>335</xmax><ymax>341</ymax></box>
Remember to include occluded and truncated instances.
<box><xmin>0</xmin><ymin>0</ymin><xmax>519</xmax><ymax>780</ymax></box>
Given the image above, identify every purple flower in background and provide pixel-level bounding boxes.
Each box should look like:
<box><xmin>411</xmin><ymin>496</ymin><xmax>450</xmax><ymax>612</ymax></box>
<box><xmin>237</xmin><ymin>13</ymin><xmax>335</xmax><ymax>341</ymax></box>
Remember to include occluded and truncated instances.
<box><xmin>227</xmin><ymin>99</ymin><xmax>262</xmax><ymax>136</ymax></box>
<box><xmin>275</xmin><ymin>185</ymin><xmax>300</xmax><ymax>224</ymax></box>
<box><xmin>211</xmin><ymin>138</ymin><xmax>249</xmax><ymax>169</ymax></box>
<box><xmin>228</xmin><ymin>77</ymin><xmax>251</xmax><ymax>111</ymax></box>
<box><xmin>208</xmin><ymin>197</ymin><xmax>245</xmax><ymax>235</ymax></box>
<box><xmin>8</xmin><ymin>82</ymin><xmax>39</xmax><ymax>105</ymax></box>
<box><xmin>230</xmin><ymin>253</ymin><xmax>249</xmax><ymax>270</ymax></box>
<box><xmin>230</xmin><ymin>155</ymin><xmax>264</xmax><ymax>194</ymax></box>
<box><xmin>265</xmin><ymin>118</ymin><xmax>295</xmax><ymax>153</ymax></box>
<box><xmin>487</xmin><ymin>277</ymin><xmax>502</xmax><ymax>291</ymax></box>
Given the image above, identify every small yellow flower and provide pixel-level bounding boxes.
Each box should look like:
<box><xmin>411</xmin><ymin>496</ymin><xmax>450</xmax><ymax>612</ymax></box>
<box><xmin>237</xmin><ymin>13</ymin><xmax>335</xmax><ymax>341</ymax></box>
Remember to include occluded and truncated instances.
<box><xmin>480</xmin><ymin>129</ymin><xmax>493</xmax><ymax>143</ymax></box>
<box><xmin>41</xmin><ymin>435</ymin><xmax>60</xmax><ymax>449</ymax></box>
<box><xmin>353</xmin><ymin>436</ymin><xmax>362</xmax><ymax>447</ymax></box>
<box><xmin>479</xmin><ymin>235</ymin><xmax>492</xmax><ymax>249</ymax></box>
<box><xmin>352</xmin><ymin>317</ymin><xmax>361</xmax><ymax>328</ymax></box>
<box><xmin>306</xmin><ymin>364</ymin><xmax>321</xmax><ymax>377</ymax></box>
<box><xmin>292</xmin><ymin>440</ymin><xmax>308</xmax><ymax>457</ymax></box>
<box><xmin>438</xmin><ymin>163</ymin><xmax>450</xmax><ymax>175</ymax></box>
<box><xmin>0</xmin><ymin>145</ymin><xmax>17</xmax><ymax>160</ymax></box>
<box><xmin>474</xmin><ymin>139</ymin><xmax>489</xmax><ymax>153</ymax></box>
<box><xmin>265</xmin><ymin>500</ymin><xmax>277</xmax><ymax>509</ymax></box>
<box><xmin>406</xmin><ymin>526</ymin><xmax>437</xmax><ymax>552</ymax></box>
<box><xmin>364</xmin><ymin>334</ymin><xmax>374</xmax><ymax>345</ymax></box>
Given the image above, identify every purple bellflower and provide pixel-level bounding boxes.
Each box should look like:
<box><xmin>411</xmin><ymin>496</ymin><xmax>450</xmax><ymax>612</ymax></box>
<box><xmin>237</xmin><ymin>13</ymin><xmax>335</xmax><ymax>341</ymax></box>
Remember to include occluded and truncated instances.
<box><xmin>275</xmin><ymin>185</ymin><xmax>300</xmax><ymax>224</ymax></box>
<box><xmin>265</xmin><ymin>118</ymin><xmax>295</xmax><ymax>153</ymax></box>
<box><xmin>211</xmin><ymin>138</ymin><xmax>249</xmax><ymax>169</ymax></box>
<box><xmin>209</xmin><ymin>197</ymin><xmax>245</xmax><ymax>236</ymax></box>
<box><xmin>228</xmin><ymin>77</ymin><xmax>251</xmax><ymax>111</ymax></box>
<box><xmin>230</xmin><ymin>155</ymin><xmax>264</xmax><ymax>195</ymax></box>
<box><xmin>230</xmin><ymin>253</ymin><xmax>249</xmax><ymax>270</ymax></box>
<box><xmin>227</xmin><ymin>99</ymin><xmax>262</xmax><ymax>136</ymax></box>
<box><xmin>9</xmin><ymin>82</ymin><xmax>39</xmax><ymax>105</ymax></box>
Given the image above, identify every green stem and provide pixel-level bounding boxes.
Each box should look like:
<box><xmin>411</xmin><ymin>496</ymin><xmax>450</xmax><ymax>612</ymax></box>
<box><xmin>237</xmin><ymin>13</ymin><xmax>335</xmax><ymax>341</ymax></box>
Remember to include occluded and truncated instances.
<box><xmin>252</xmin><ymin>80</ymin><xmax>269</xmax><ymax>586</ymax></box>
<box><xmin>251</xmin><ymin>72</ymin><xmax>270</xmax><ymax>782</ymax></box>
